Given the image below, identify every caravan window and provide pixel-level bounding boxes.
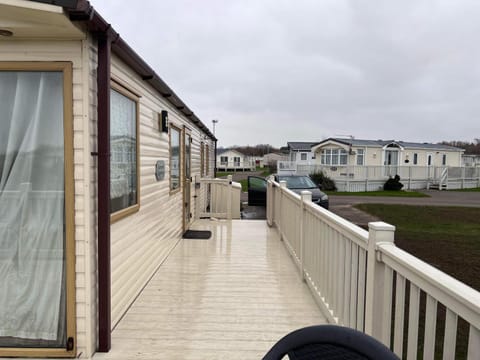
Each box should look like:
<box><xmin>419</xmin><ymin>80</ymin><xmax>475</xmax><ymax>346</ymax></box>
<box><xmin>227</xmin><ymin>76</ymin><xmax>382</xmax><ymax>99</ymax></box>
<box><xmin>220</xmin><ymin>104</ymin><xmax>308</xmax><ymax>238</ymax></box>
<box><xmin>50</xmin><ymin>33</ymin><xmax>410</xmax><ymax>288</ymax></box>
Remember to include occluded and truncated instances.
<box><xmin>110</xmin><ymin>85</ymin><xmax>139</xmax><ymax>221</ymax></box>
<box><xmin>170</xmin><ymin>125</ymin><xmax>181</xmax><ymax>192</ymax></box>
<box><xmin>356</xmin><ymin>149</ymin><xmax>364</xmax><ymax>165</ymax></box>
<box><xmin>321</xmin><ymin>148</ymin><xmax>348</xmax><ymax>165</ymax></box>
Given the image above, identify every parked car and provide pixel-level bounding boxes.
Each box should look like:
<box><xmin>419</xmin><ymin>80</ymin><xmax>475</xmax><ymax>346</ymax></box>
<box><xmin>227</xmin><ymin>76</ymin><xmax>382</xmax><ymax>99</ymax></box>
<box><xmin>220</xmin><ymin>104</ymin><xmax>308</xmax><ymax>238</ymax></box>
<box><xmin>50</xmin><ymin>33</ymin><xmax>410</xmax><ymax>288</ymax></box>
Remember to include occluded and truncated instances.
<box><xmin>248</xmin><ymin>175</ymin><xmax>329</xmax><ymax>209</ymax></box>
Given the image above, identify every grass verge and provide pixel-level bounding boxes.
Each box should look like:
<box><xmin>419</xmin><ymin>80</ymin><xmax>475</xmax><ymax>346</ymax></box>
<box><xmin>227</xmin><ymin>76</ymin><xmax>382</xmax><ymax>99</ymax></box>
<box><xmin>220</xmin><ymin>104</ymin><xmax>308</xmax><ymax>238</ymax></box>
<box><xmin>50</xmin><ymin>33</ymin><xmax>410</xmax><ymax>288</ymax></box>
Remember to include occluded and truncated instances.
<box><xmin>355</xmin><ymin>204</ymin><xmax>480</xmax><ymax>290</ymax></box>
<box><xmin>355</xmin><ymin>204</ymin><xmax>480</xmax><ymax>359</ymax></box>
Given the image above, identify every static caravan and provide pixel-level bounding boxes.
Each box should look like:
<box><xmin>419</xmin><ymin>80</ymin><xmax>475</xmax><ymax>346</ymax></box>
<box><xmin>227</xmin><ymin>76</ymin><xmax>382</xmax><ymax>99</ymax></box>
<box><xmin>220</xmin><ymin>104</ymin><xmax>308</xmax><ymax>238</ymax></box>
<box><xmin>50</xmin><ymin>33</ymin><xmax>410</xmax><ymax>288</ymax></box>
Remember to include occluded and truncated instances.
<box><xmin>287</xmin><ymin>142</ymin><xmax>318</xmax><ymax>164</ymax></box>
<box><xmin>311</xmin><ymin>138</ymin><xmax>464</xmax><ymax>168</ymax></box>
<box><xmin>0</xmin><ymin>0</ymin><xmax>216</xmax><ymax>358</ymax></box>
<box><xmin>216</xmin><ymin>148</ymin><xmax>254</xmax><ymax>171</ymax></box>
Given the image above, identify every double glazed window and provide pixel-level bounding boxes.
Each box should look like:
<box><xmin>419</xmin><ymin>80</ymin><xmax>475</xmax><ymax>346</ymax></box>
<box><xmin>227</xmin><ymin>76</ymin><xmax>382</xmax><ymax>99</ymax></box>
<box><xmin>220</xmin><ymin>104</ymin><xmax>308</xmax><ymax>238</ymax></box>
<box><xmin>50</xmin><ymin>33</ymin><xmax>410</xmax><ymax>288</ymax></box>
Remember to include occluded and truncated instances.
<box><xmin>110</xmin><ymin>85</ymin><xmax>139</xmax><ymax>220</ymax></box>
<box><xmin>356</xmin><ymin>149</ymin><xmax>364</xmax><ymax>165</ymax></box>
<box><xmin>220</xmin><ymin>156</ymin><xmax>228</xmax><ymax>165</ymax></box>
<box><xmin>0</xmin><ymin>63</ymin><xmax>75</xmax><ymax>356</ymax></box>
<box><xmin>170</xmin><ymin>125</ymin><xmax>181</xmax><ymax>191</ymax></box>
<box><xmin>321</xmin><ymin>148</ymin><xmax>348</xmax><ymax>165</ymax></box>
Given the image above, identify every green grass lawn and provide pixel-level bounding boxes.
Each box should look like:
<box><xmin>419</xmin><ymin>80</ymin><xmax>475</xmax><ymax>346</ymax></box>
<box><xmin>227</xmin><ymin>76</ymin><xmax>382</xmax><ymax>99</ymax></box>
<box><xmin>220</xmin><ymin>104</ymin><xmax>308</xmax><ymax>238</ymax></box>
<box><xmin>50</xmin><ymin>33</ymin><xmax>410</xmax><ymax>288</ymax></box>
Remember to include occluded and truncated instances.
<box><xmin>238</xmin><ymin>179</ymin><xmax>248</xmax><ymax>192</ymax></box>
<box><xmin>216</xmin><ymin>171</ymin><xmax>234</xmax><ymax>178</ymax></box>
<box><xmin>355</xmin><ymin>204</ymin><xmax>480</xmax><ymax>290</ymax></box>
<box><xmin>355</xmin><ymin>204</ymin><xmax>480</xmax><ymax>359</ymax></box>
<box><xmin>326</xmin><ymin>190</ymin><xmax>429</xmax><ymax>197</ymax></box>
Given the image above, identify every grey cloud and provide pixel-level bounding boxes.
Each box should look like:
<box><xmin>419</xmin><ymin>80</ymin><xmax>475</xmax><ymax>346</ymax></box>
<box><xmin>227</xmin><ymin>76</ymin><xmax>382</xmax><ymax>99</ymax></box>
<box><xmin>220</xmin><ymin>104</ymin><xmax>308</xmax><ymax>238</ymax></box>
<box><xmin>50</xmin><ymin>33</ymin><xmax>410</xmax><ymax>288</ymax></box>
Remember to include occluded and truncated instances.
<box><xmin>93</xmin><ymin>0</ymin><xmax>480</xmax><ymax>147</ymax></box>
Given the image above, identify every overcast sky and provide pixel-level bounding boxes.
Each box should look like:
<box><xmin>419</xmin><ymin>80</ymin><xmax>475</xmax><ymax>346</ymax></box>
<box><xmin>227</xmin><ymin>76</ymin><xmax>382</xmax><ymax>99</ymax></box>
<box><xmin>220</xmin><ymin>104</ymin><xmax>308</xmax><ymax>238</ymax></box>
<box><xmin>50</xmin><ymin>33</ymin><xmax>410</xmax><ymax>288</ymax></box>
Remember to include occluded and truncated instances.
<box><xmin>92</xmin><ymin>0</ymin><xmax>480</xmax><ymax>148</ymax></box>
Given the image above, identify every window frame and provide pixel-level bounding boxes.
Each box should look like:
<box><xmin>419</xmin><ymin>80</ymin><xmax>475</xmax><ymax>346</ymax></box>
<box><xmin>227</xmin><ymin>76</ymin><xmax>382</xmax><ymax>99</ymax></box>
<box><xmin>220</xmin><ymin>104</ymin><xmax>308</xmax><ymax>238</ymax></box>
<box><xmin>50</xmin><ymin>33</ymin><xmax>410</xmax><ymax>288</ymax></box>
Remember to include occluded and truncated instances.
<box><xmin>300</xmin><ymin>153</ymin><xmax>308</xmax><ymax>161</ymax></box>
<box><xmin>356</xmin><ymin>149</ymin><xmax>365</xmax><ymax>166</ymax></box>
<box><xmin>205</xmin><ymin>144</ymin><xmax>210</xmax><ymax>175</ymax></box>
<box><xmin>200</xmin><ymin>142</ymin><xmax>205</xmax><ymax>176</ymax></box>
<box><xmin>0</xmin><ymin>61</ymin><xmax>76</xmax><ymax>358</ymax></box>
<box><xmin>413</xmin><ymin>153</ymin><xmax>418</xmax><ymax>165</ymax></box>
<box><xmin>220</xmin><ymin>156</ymin><xmax>228</xmax><ymax>166</ymax></box>
<box><xmin>321</xmin><ymin>148</ymin><xmax>348</xmax><ymax>165</ymax></box>
<box><xmin>169</xmin><ymin>123</ymin><xmax>182</xmax><ymax>195</ymax></box>
<box><xmin>233</xmin><ymin>156</ymin><xmax>241</xmax><ymax>166</ymax></box>
<box><xmin>110</xmin><ymin>81</ymin><xmax>140</xmax><ymax>223</ymax></box>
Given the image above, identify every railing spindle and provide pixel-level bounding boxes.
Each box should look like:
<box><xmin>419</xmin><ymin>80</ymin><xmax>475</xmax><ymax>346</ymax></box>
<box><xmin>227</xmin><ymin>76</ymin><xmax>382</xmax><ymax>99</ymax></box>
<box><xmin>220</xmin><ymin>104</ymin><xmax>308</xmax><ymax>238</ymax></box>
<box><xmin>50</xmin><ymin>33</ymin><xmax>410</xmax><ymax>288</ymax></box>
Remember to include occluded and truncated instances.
<box><xmin>467</xmin><ymin>325</ymin><xmax>480</xmax><ymax>360</ymax></box>
<box><xmin>424</xmin><ymin>294</ymin><xmax>438</xmax><ymax>360</ymax></box>
<box><xmin>443</xmin><ymin>309</ymin><xmax>457</xmax><ymax>360</ymax></box>
<box><xmin>407</xmin><ymin>283</ymin><xmax>420</xmax><ymax>359</ymax></box>
<box><xmin>393</xmin><ymin>274</ymin><xmax>406</xmax><ymax>357</ymax></box>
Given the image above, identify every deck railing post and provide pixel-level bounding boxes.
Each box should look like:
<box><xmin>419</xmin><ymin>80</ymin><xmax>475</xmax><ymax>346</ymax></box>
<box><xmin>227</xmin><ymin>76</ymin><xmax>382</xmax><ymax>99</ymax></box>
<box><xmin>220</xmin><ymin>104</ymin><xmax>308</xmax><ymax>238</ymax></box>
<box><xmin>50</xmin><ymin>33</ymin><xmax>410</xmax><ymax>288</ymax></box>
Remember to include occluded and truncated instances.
<box><xmin>300</xmin><ymin>191</ymin><xmax>312</xmax><ymax>281</ymax></box>
<box><xmin>279</xmin><ymin>181</ymin><xmax>287</xmax><ymax>240</ymax></box>
<box><xmin>267</xmin><ymin>180</ymin><xmax>274</xmax><ymax>227</ymax></box>
<box><xmin>365</xmin><ymin>222</ymin><xmax>395</xmax><ymax>341</ymax></box>
<box><xmin>227</xmin><ymin>175</ymin><xmax>232</xmax><ymax>220</ymax></box>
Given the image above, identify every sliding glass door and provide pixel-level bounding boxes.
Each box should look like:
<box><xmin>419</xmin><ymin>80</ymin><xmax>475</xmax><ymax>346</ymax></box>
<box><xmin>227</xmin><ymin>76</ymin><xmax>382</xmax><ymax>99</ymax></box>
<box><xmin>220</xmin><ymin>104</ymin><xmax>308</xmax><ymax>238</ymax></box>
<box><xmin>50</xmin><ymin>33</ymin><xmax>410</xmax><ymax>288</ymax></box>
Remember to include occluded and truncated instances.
<box><xmin>0</xmin><ymin>63</ymin><xmax>75</xmax><ymax>357</ymax></box>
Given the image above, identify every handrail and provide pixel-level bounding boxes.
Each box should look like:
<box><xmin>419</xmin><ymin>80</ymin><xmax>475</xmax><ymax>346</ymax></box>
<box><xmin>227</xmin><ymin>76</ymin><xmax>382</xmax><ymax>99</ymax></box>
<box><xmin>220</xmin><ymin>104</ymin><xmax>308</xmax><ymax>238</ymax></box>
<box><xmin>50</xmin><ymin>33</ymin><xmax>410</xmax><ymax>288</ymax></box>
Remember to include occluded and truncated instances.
<box><xmin>196</xmin><ymin>175</ymin><xmax>240</xmax><ymax>219</ymax></box>
<box><xmin>379</xmin><ymin>243</ymin><xmax>480</xmax><ymax>329</ymax></box>
<box><xmin>267</xmin><ymin>178</ymin><xmax>480</xmax><ymax>358</ymax></box>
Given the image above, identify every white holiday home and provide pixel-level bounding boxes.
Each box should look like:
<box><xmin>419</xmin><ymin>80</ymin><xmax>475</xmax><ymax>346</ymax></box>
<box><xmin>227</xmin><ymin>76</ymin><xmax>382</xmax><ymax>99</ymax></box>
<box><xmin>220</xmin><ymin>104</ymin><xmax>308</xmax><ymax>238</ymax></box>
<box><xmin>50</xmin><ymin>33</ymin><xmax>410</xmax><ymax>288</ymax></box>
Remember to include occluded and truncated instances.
<box><xmin>0</xmin><ymin>0</ymin><xmax>215</xmax><ymax>357</ymax></box>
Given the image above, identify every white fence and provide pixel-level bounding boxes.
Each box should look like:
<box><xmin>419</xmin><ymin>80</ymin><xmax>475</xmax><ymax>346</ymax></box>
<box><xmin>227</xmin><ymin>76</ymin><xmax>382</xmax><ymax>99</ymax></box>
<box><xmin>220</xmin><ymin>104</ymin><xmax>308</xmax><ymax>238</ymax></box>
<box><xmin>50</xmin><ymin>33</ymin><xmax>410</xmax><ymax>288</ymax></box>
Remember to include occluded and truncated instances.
<box><xmin>277</xmin><ymin>162</ymin><xmax>480</xmax><ymax>191</ymax></box>
<box><xmin>195</xmin><ymin>175</ymin><xmax>241</xmax><ymax>219</ymax></box>
<box><xmin>266</xmin><ymin>179</ymin><xmax>480</xmax><ymax>359</ymax></box>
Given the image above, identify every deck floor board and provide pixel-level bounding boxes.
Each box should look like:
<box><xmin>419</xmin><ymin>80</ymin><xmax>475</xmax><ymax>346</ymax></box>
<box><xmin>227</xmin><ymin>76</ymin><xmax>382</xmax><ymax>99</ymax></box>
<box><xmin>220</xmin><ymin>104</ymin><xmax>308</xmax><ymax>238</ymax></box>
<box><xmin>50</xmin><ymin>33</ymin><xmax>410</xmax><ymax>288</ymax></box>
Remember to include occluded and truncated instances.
<box><xmin>94</xmin><ymin>220</ymin><xmax>327</xmax><ymax>359</ymax></box>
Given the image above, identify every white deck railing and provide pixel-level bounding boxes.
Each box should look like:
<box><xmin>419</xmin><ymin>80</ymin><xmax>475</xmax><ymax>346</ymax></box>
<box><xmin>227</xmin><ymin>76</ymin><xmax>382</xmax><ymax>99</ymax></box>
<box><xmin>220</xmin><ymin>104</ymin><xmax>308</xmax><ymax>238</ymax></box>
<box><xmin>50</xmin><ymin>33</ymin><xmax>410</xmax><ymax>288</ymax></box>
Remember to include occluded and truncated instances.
<box><xmin>195</xmin><ymin>175</ymin><xmax>241</xmax><ymax>219</ymax></box>
<box><xmin>277</xmin><ymin>163</ymin><xmax>480</xmax><ymax>191</ymax></box>
<box><xmin>266</xmin><ymin>179</ymin><xmax>480</xmax><ymax>359</ymax></box>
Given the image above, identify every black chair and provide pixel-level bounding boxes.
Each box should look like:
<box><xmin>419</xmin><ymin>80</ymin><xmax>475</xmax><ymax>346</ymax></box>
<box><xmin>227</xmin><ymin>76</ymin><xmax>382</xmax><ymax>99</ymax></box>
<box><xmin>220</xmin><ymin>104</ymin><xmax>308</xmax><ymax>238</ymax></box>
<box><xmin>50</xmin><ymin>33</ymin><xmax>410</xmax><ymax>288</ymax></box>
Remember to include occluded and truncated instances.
<box><xmin>263</xmin><ymin>325</ymin><xmax>399</xmax><ymax>360</ymax></box>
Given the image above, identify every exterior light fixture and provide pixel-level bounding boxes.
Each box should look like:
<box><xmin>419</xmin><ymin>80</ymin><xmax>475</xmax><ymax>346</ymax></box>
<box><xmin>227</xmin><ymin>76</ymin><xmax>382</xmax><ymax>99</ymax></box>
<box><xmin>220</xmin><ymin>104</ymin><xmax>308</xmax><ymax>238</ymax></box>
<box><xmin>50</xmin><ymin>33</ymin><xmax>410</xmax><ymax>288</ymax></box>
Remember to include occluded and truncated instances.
<box><xmin>160</xmin><ymin>110</ymin><xmax>169</xmax><ymax>133</ymax></box>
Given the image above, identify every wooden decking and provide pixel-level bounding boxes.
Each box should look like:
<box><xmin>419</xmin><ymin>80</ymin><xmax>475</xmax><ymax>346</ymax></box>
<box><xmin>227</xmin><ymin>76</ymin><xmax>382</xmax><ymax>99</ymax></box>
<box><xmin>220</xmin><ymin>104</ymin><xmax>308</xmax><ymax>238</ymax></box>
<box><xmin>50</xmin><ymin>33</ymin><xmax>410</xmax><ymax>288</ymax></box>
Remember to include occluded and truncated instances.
<box><xmin>94</xmin><ymin>220</ymin><xmax>327</xmax><ymax>359</ymax></box>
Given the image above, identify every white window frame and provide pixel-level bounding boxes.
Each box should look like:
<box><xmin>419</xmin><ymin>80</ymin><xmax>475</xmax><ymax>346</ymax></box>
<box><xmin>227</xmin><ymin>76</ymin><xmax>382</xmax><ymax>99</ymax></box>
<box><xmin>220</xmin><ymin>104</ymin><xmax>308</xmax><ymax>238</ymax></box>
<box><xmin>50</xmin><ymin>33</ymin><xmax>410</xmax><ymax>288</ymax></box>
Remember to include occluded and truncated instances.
<box><xmin>356</xmin><ymin>149</ymin><xmax>364</xmax><ymax>165</ymax></box>
<box><xmin>321</xmin><ymin>148</ymin><xmax>348</xmax><ymax>165</ymax></box>
<box><xmin>233</xmin><ymin>156</ymin><xmax>241</xmax><ymax>166</ymax></box>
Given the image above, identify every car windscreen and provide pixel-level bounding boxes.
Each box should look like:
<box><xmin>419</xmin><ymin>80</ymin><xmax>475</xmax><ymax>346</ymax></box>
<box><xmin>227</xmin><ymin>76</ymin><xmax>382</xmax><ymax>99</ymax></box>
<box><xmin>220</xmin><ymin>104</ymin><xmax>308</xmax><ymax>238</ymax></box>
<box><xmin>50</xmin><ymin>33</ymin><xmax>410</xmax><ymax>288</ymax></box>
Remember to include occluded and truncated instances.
<box><xmin>278</xmin><ymin>176</ymin><xmax>317</xmax><ymax>189</ymax></box>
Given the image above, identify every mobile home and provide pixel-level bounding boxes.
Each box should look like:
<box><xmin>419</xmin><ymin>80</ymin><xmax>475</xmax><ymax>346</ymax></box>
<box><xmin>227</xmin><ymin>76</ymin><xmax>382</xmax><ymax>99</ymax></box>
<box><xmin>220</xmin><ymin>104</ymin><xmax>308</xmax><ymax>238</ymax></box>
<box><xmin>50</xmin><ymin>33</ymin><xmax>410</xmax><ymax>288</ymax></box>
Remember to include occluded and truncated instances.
<box><xmin>0</xmin><ymin>0</ymin><xmax>215</xmax><ymax>357</ymax></box>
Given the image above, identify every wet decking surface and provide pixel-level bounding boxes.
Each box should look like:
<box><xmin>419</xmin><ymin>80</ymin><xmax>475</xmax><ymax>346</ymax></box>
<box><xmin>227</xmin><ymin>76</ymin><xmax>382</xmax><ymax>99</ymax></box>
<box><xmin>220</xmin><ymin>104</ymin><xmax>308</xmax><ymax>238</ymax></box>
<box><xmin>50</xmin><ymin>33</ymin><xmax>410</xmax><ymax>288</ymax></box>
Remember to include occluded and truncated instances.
<box><xmin>94</xmin><ymin>220</ymin><xmax>327</xmax><ymax>360</ymax></box>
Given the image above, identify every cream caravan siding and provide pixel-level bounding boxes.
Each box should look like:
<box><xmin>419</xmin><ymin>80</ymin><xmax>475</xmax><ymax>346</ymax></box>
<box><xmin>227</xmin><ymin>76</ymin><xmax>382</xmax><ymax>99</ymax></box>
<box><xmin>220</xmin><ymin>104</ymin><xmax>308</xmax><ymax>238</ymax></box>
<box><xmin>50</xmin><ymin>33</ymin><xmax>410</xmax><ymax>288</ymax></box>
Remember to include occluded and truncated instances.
<box><xmin>0</xmin><ymin>39</ymin><xmax>93</xmax><ymax>356</ymax></box>
<box><xmin>109</xmin><ymin>54</ymin><xmax>215</xmax><ymax>327</ymax></box>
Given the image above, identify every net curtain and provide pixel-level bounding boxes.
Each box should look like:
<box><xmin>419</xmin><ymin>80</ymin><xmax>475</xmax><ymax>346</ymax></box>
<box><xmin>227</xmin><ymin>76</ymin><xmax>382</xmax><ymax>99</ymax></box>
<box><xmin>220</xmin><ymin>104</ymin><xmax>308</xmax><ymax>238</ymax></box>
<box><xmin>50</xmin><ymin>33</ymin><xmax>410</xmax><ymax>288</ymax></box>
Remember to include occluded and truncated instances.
<box><xmin>0</xmin><ymin>71</ymin><xmax>66</xmax><ymax>344</ymax></box>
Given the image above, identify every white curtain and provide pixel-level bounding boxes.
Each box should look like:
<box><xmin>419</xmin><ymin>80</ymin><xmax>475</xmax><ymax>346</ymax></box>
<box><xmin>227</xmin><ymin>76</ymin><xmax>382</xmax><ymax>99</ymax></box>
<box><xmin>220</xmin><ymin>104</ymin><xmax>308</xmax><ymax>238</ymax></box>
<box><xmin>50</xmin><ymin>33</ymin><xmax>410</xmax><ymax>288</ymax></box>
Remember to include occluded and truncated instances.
<box><xmin>0</xmin><ymin>71</ymin><xmax>66</xmax><ymax>343</ymax></box>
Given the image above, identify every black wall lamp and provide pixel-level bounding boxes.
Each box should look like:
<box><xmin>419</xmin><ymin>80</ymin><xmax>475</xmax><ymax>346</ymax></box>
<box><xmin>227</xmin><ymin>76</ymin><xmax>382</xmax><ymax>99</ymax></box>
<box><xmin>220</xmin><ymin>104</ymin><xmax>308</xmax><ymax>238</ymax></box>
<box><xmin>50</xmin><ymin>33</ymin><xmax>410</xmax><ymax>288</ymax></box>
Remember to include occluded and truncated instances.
<box><xmin>160</xmin><ymin>110</ymin><xmax>169</xmax><ymax>133</ymax></box>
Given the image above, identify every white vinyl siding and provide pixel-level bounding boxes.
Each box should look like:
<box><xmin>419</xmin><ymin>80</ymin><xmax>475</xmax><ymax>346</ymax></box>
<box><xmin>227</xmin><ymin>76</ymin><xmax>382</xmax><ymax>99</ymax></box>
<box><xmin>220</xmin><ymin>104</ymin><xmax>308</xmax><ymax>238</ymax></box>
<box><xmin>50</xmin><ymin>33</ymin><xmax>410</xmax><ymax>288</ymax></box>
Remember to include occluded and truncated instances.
<box><xmin>109</xmin><ymin>54</ymin><xmax>215</xmax><ymax>329</ymax></box>
<box><xmin>0</xmin><ymin>39</ymin><xmax>94</xmax><ymax>356</ymax></box>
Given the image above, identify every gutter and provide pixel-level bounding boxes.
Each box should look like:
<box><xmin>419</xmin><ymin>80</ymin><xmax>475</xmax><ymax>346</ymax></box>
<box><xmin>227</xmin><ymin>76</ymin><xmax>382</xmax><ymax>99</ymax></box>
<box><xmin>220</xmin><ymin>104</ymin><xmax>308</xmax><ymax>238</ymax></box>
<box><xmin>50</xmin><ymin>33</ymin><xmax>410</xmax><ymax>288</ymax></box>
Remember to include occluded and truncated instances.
<box><xmin>60</xmin><ymin>0</ymin><xmax>219</xmax><ymax>353</ymax></box>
